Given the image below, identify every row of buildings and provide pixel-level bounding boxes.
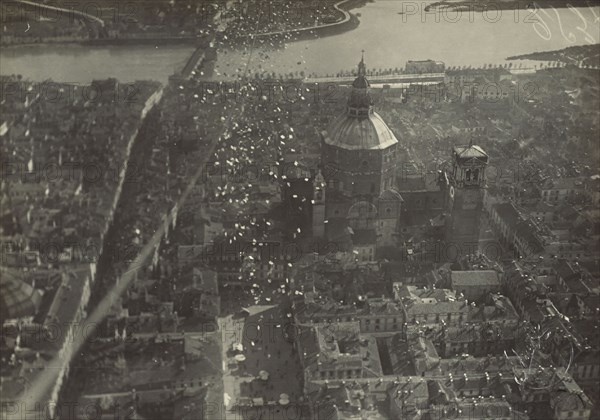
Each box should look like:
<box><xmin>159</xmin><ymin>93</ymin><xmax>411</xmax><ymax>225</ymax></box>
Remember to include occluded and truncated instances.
<box><xmin>289</xmin><ymin>256</ymin><xmax>595</xmax><ymax>419</ymax></box>
<box><xmin>280</xmin><ymin>60</ymin><xmax>599</xmax><ymax>419</ymax></box>
<box><xmin>0</xmin><ymin>77</ymin><xmax>163</xmax><ymax>419</ymax></box>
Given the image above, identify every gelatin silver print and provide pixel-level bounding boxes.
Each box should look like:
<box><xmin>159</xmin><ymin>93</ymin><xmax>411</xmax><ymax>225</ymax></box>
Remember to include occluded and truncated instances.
<box><xmin>1</xmin><ymin>0</ymin><xmax>599</xmax><ymax>419</ymax></box>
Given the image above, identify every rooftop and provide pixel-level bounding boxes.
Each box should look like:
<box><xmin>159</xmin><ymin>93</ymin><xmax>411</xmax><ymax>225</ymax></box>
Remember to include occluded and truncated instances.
<box><xmin>542</xmin><ymin>177</ymin><xmax>586</xmax><ymax>191</ymax></box>
<box><xmin>405</xmin><ymin>300</ymin><xmax>469</xmax><ymax>316</ymax></box>
<box><xmin>450</xmin><ymin>271</ymin><xmax>500</xmax><ymax>288</ymax></box>
<box><xmin>322</xmin><ymin>112</ymin><xmax>398</xmax><ymax>151</ymax></box>
<box><xmin>453</xmin><ymin>144</ymin><xmax>489</xmax><ymax>164</ymax></box>
<box><xmin>395</xmin><ymin>285</ymin><xmax>457</xmax><ymax>304</ymax></box>
<box><xmin>493</xmin><ymin>202</ymin><xmax>521</xmax><ymax>228</ymax></box>
<box><xmin>41</xmin><ymin>265</ymin><xmax>93</xmax><ymax>348</ymax></box>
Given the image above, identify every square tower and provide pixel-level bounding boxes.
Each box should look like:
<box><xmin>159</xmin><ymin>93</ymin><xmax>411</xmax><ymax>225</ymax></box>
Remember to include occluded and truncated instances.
<box><xmin>448</xmin><ymin>143</ymin><xmax>488</xmax><ymax>252</ymax></box>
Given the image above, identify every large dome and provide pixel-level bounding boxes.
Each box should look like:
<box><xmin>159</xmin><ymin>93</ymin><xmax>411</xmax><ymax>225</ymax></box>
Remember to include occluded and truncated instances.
<box><xmin>322</xmin><ymin>55</ymin><xmax>399</xmax><ymax>151</ymax></box>
<box><xmin>0</xmin><ymin>266</ymin><xmax>42</xmax><ymax>321</ymax></box>
<box><xmin>323</xmin><ymin>112</ymin><xmax>398</xmax><ymax>150</ymax></box>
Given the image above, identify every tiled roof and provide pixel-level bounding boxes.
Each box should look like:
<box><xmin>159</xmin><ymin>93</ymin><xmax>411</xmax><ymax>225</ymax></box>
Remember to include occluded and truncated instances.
<box><xmin>493</xmin><ymin>202</ymin><xmax>520</xmax><ymax>228</ymax></box>
<box><xmin>406</xmin><ymin>301</ymin><xmax>468</xmax><ymax>315</ymax></box>
<box><xmin>453</xmin><ymin>145</ymin><xmax>488</xmax><ymax>160</ymax></box>
<box><xmin>451</xmin><ymin>271</ymin><xmax>500</xmax><ymax>287</ymax></box>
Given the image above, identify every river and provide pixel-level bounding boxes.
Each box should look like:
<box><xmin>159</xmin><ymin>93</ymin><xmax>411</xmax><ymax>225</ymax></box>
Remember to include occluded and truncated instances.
<box><xmin>0</xmin><ymin>44</ymin><xmax>195</xmax><ymax>84</ymax></box>
<box><xmin>1</xmin><ymin>1</ymin><xmax>598</xmax><ymax>83</ymax></box>
<box><xmin>213</xmin><ymin>1</ymin><xmax>599</xmax><ymax>78</ymax></box>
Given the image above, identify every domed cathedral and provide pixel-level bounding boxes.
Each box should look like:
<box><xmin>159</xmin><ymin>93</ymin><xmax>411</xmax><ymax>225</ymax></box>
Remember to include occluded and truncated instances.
<box><xmin>310</xmin><ymin>56</ymin><xmax>490</xmax><ymax>259</ymax></box>
<box><xmin>312</xmin><ymin>56</ymin><xmax>403</xmax><ymax>252</ymax></box>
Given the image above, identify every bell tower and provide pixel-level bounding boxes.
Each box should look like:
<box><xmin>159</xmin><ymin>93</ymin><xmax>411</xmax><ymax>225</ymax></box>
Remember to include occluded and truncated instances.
<box><xmin>312</xmin><ymin>170</ymin><xmax>326</xmax><ymax>238</ymax></box>
<box><xmin>448</xmin><ymin>141</ymin><xmax>488</xmax><ymax>252</ymax></box>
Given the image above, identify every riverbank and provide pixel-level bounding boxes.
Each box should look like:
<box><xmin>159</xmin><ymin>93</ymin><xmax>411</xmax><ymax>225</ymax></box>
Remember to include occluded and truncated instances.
<box><xmin>0</xmin><ymin>0</ymin><xmax>219</xmax><ymax>47</ymax></box>
<box><xmin>4</xmin><ymin>2</ymin><xmax>598</xmax><ymax>84</ymax></box>
<box><xmin>223</xmin><ymin>0</ymin><xmax>368</xmax><ymax>43</ymax></box>
<box><xmin>507</xmin><ymin>44</ymin><xmax>600</xmax><ymax>67</ymax></box>
<box><xmin>242</xmin><ymin>12</ymin><xmax>361</xmax><ymax>43</ymax></box>
<box><xmin>426</xmin><ymin>0</ymin><xmax>593</xmax><ymax>12</ymax></box>
<box><xmin>1</xmin><ymin>0</ymin><xmax>368</xmax><ymax>47</ymax></box>
<box><xmin>1</xmin><ymin>36</ymin><xmax>203</xmax><ymax>48</ymax></box>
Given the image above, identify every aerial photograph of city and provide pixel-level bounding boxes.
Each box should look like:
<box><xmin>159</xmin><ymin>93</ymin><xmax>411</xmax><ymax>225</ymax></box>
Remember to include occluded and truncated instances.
<box><xmin>0</xmin><ymin>0</ymin><xmax>599</xmax><ymax>419</ymax></box>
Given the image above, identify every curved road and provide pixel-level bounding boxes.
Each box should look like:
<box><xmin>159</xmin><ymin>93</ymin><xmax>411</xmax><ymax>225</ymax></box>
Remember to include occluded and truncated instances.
<box><xmin>14</xmin><ymin>0</ymin><xmax>104</xmax><ymax>27</ymax></box>
<box><xmin>248</xmin><ymin>0</ymin><xmax>351</xmax><ymax>39</ymax></box>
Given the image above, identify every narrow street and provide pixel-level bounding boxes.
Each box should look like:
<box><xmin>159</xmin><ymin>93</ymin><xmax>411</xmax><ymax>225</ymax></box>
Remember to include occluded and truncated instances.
<box><xmin>219</xmin><ymin>306</ymin><xmax>306</xmax><ymax>419</ymax></box>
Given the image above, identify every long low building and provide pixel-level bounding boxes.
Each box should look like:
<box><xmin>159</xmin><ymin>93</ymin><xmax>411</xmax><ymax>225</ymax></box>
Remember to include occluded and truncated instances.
<box><xmin>1</xmin><ymin>264</ymin><xmax>96</xmax><ymax>420</ymax></box>
<box><xmin>305</xmin><ymin>72</ymin><xmax>446</xmax><ymax>85</ymax></box>
<box><xmin>450</xmin><ymin>270</ymin><xmax>501</xmax><ymax>302</ymax></box>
